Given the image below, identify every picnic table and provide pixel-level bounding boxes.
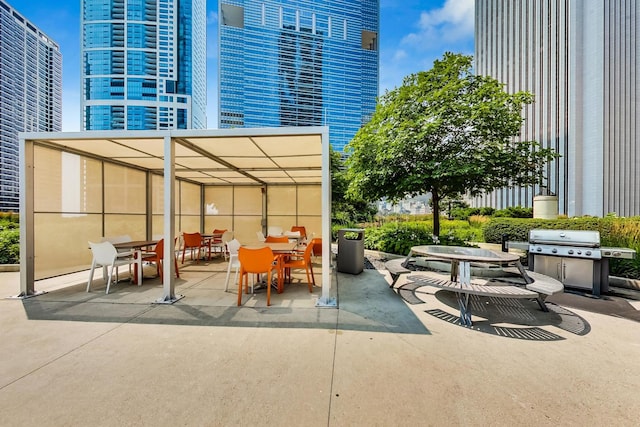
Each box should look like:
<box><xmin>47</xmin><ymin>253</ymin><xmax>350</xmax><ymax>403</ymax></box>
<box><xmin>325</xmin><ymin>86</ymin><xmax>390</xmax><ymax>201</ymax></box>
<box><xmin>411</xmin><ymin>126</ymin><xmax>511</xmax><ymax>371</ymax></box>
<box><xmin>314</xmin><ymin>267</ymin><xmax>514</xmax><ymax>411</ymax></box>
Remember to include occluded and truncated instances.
<box><xmin>399</xmin><ymin>245</ymin><xmax>563</xmax><ymax>326</ymax></box>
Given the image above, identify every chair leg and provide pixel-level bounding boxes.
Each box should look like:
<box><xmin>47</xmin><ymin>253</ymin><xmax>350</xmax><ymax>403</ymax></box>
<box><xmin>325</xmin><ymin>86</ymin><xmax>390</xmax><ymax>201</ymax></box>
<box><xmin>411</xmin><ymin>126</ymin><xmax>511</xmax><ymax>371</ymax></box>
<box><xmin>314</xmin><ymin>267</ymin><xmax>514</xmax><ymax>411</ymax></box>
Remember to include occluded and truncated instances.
<box><xmin>105</xmin><ymin>265</ymin><xmax>115</xmax><ymax>294</ymax></box>
<box><xmin>305</xmin><ymin>267</ymin><xmax>313</xmax><ymax>292</ymax></box>
<box><xmin>224</xmin><ymin>262</ymin><xmax>232</xmax><ymax>291</ymax></box>
<box><xmin>87</xmin><ymin>261</ymin><xmax>97</xmax><ymax>292</ymax></box>
<box><xmin>158</xmin><ymin>260</ymin><xmax>164</xmax><ymax>284</ymax></box>
<box><xmin>237</xmin><ymin>271</ymin><xmax>245</xmax><ymax>306</ymax></box>
<box><xmin>174</xmin><ymin>256</ymin><xmax>180</xmax><ymax>278</ymax></box>
<box><xmin>266</xmin><ymin>271</ymin><xmax>271</xmax><ymax>306</ymax></box>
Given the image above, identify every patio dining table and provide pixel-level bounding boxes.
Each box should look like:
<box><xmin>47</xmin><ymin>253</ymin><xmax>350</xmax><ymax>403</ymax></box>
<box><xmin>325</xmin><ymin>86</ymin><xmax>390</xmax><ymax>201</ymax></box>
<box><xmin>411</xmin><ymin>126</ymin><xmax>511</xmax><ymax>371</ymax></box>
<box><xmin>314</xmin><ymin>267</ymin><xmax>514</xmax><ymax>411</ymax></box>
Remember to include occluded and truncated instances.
<box><xmin>113</xmin><ymin>240</ymin><xmax>157</xmax><ymax>285</ymax></box>
<box><xmin>242</xmin><ymin>241</ymin><xmax>298</xmax><ymax>293</ymax></box>
<box><xmin>201</xmin><ymin>233</ymin><xmax>223</xmax><ymax>260</ymax></box>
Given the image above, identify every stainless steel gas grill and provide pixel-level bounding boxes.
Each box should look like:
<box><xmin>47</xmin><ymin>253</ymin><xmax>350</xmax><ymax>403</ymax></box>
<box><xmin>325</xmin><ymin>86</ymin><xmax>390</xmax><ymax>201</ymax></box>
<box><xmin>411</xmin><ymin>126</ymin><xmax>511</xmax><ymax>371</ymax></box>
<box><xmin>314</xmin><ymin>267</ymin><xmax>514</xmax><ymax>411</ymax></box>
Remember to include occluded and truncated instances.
<box><xmin>528</xmin><ymin>229</ymin><xmax>636</xmax><ymax>296</ymax></box>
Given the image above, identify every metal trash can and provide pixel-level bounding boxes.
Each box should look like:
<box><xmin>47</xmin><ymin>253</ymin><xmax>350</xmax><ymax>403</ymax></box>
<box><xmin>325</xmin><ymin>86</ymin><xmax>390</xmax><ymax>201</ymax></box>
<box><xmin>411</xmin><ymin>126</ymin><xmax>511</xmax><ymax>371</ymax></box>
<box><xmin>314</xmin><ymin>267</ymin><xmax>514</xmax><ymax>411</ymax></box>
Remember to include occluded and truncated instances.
<box><xmin>337</xmin><ymin>228</ymin><xmax>365</xmax><ymax>274</ymax></box>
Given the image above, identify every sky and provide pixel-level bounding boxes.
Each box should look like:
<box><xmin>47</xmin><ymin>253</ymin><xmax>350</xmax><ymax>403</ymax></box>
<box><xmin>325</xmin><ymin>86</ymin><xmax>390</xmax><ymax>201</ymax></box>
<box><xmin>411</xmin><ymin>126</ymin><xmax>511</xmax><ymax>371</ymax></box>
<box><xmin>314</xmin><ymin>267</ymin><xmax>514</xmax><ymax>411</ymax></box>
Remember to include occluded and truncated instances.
<box><xmin>8</xmin><ymin>0</ymin><xmax>474</xmax><ymax>131</ymax></box>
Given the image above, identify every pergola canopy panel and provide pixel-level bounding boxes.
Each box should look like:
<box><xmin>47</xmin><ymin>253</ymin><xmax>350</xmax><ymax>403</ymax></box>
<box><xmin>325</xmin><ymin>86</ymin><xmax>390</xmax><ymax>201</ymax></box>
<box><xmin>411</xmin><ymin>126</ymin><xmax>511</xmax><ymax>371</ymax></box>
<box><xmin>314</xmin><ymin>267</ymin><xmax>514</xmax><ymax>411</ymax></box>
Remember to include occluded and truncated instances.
<box><xmin>30</xmin><ymin>128</ymin><xmax>325</xmax><ymax>185</ymax></box>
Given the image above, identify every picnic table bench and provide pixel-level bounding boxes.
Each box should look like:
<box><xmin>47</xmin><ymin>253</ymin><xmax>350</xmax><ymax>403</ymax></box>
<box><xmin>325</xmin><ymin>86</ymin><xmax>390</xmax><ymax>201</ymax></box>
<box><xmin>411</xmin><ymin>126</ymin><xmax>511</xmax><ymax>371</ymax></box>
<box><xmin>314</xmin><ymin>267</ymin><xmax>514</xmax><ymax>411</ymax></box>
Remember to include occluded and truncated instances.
<box><xmin>391</xmin><ymin>246</ymin><xmax>564</xmax><ymax>326</ymax></box>
<box><xmin>406</xmin><ymin>270</ymin><xmax>563</xmax><ymax>326</ymax></box>
<box><xmin>384</xmin><ymin>258</ymin><xmax>412</xmax><ymax>287</ymax></box>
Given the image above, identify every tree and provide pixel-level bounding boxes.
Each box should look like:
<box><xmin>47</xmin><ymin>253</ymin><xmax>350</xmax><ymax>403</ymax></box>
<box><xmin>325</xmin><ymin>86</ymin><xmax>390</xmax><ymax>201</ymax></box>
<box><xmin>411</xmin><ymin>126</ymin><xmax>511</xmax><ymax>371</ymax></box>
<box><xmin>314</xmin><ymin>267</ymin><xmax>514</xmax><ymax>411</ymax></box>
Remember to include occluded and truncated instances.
<box><xmin>330</xmin><ymin>147</ymin><xmax>376</xmax><ymax>224</ymax></box>
<box><xmin>345</xmin><ymin>52</ymin><xmax>559</xmax><ymax>237</ymax></box>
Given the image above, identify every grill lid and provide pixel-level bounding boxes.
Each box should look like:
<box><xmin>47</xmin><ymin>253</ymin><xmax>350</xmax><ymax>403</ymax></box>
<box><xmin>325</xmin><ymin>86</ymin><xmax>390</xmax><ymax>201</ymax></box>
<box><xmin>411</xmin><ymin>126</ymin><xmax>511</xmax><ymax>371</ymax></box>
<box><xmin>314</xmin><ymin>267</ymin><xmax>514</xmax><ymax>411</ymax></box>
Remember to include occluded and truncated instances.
<box><xmin>529</xmin><ymin>229</ymin><xmax>600</xmax><ymax>247</ymax></box>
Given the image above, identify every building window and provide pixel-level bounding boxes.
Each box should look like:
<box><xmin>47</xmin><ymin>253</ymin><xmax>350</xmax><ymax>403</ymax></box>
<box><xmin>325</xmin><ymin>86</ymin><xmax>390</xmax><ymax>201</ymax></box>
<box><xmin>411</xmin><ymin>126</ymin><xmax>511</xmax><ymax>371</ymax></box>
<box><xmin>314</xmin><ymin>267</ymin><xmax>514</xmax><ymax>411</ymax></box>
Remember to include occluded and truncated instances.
<box><xmin>221</xmin><ymin>4</ymin><xmax>243</xmax><ymax>28</ymax></box>
<box><xmin>362</xmin><ymin>30</ymin><xmax>377</xmax><ymax>51</ymax></box>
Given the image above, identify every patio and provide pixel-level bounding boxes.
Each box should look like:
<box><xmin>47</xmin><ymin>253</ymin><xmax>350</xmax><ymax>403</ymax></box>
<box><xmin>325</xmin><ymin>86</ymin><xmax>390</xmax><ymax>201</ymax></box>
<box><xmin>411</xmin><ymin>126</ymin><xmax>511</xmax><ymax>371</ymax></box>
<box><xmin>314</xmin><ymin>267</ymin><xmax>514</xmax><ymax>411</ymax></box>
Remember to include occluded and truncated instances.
<box><xmin>1</xmin><ymin>259</ymin><xmax>640</xmax><ymax>425</ymax></box>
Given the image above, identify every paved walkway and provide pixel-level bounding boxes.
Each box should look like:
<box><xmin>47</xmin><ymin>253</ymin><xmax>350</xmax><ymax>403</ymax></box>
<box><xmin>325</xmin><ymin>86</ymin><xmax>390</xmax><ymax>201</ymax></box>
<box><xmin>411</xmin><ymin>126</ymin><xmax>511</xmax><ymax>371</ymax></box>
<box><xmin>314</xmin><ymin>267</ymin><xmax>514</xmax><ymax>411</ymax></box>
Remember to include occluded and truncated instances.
<box><xmin>1</xmin><ymin>260</ymin><xmax>639</xmax><ymax>426</ymax></box>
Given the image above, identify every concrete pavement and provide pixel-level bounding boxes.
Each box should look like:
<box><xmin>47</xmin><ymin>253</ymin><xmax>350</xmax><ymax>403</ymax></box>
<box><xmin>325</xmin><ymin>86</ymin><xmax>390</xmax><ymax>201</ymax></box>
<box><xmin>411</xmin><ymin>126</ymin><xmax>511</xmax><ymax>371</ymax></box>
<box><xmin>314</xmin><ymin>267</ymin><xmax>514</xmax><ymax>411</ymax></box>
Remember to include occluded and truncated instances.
<box><xmin>1</xmin><ymin>259</ymin><xmax>639</xmax><ymax>426</ymax></box>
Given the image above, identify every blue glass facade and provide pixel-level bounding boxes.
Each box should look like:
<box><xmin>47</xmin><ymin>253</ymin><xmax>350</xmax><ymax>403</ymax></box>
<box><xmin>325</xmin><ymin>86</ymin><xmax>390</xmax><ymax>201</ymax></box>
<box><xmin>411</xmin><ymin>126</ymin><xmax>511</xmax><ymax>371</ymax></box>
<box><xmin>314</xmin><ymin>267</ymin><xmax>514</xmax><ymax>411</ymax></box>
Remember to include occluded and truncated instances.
<box><xmin>0</xmin><ymin>1</ymin><xmax>62</xmax><ymax>212</ymax></box>
<box><xmin>82</xmin><ymin>0</ymin><xmax>206</xmax><ymax>130</ymax></box>
<box><xmin>218</xmin><ymin>0</ymin><xmax>379</xmax><ymax>152</ymax></box>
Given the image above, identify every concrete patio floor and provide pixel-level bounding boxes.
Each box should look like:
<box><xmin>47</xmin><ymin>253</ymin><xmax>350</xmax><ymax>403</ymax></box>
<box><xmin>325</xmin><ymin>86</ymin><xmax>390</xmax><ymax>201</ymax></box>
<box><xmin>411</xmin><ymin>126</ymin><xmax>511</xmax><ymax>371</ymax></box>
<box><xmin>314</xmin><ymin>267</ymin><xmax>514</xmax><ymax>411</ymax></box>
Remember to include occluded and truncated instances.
<box><xmin>1</xmin><ymin>256</ymin><xmax>639</xmax><ymax>426</ymax></box>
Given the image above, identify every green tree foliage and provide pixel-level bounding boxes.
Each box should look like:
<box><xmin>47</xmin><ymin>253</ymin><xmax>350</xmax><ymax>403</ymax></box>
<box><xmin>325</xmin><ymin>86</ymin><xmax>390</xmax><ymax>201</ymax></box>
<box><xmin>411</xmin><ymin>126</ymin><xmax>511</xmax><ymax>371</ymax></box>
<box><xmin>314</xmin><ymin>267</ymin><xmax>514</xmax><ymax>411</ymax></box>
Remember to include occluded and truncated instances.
<box><xmin>330</xmin><ymin>147</ymin><xmax>377</xmax><ymax>225</ymax></box>
<box><xmin>345</xmin><ymin>52</ymin><xmax>559</xmax><ymax>236</ymax></box>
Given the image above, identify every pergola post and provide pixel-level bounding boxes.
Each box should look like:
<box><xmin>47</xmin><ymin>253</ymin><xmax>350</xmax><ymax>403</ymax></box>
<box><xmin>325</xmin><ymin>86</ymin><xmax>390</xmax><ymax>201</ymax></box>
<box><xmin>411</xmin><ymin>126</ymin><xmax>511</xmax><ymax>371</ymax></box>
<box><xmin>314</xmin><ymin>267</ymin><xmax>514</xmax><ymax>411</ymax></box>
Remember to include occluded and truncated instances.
<box><xmin>156</xmin><ymin>133</ymin><xmax>183</xmax><ymax>304</ymax></box>
<box><xmin>316</xmin><ymin>127</ymin><xmax>336</xmax><ymax>307</ymax></box>
<box><xmin>16</xmin><ymin>135</ymin><xmax>43</xmax><ymax>298</ymax></box>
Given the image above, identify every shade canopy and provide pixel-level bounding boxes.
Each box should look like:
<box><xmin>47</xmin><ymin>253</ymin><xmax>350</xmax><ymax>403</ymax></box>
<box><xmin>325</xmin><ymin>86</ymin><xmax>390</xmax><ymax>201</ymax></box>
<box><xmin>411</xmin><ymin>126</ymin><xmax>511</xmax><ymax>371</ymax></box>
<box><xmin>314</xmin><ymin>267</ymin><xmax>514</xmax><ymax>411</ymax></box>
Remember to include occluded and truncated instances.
<box><xmin>19</xmin><ymin>127</ymin><xmax>335</xmax><ymax>307</ymax></box>
<box><xmin>29</xmin><ymin>128</ymin><xmax>324</xmax><ymax>186</ymax></box>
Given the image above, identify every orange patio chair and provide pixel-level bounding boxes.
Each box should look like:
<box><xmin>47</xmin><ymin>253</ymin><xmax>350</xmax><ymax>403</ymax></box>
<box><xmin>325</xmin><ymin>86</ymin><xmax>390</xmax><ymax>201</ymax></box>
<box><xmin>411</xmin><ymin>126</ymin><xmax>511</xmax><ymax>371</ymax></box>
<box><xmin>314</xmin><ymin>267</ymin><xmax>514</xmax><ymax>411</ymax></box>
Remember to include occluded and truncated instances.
<box><xmin>181</xmin><ymin>232</ymin><xmax>205</xmax><ymax>263</ymax></box>
<box><xmin>212</xmin><ymin>228</ymin><xmax>227</xmax><ymax>242</ymax></box>
<box><xmin>265</xmin><ymin>235</ymin><xmax>289</xmax><ymax>243</ymax></box>
<box><xmin>310</xmin><ymin>237</ymin><xmax>322</xmax><ymax>259</ymax></box>
<box><xmin>290</xmin><ymin>226</ymin><xmax>307</xmax><ymax>239</ymax></box>
<box><xmin>282</xmin><ymin>241</ymin><xmax>315</xmax><ymax>292</ymax></box>
<box><xmin>237</xmin><ymin>246</ymin><xmax>279</xmax><ymax>306</ymax></box>
<box><xmin>141</xmin><ymin>239</ymin><xmax>180</xmax><ymax>284</ymax></box>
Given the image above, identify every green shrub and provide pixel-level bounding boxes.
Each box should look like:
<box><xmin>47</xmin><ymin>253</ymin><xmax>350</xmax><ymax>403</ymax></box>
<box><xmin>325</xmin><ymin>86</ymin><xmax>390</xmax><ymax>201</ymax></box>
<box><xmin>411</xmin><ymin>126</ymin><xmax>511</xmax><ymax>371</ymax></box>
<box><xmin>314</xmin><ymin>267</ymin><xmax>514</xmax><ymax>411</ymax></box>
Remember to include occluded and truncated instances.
<box><xmin>450</xmin><ymin>207</ymin><xmax>479</xmax><ymax>220</ymax></box>
<box><xmin>452</xmin><ymin>206</ymin><xmax>528</xmax><ymax>220</ymax></box>
<box><xmin>482</xmin><ymin>217</ymin><xmax>605</xmax><ymax>243</ymax></box>
<box><xmin>362</xmin><ymin>221</ymin><xmax>468</xmax><ymax>255</ymax></box>
<box><xmin>492</xmin><ymin>206</ymin><xmax>533</xmax><ymax>218</ymax></box>
<box><xmin>468</xmin><ymin>215</ymin><xmax>491</xmax><ymax>228</ymax></box>
<box><xmin>440</xmin><ymin>218</ymin><xmax>484</xmax><ymax>242</ymax></box>
<box><xmin>0</xmin><ymin>228</ymin><xmax>19</xmax><ymax>264</ymax></box>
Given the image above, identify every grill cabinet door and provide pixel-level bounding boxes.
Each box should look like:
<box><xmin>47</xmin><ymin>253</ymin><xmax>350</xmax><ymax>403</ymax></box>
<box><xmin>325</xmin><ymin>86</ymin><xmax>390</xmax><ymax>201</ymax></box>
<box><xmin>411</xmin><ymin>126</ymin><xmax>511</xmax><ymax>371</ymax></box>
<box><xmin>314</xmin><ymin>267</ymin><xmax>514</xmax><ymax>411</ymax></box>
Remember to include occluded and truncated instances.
<box><xmin>533</xmin><ymin>255</ymin><xmax>562</xmax><ymax>281</ymax></box>
<box><xmin>561</xmin><ymin>258</ymin><xmax>595</xmax><ymax>290</ymax></box>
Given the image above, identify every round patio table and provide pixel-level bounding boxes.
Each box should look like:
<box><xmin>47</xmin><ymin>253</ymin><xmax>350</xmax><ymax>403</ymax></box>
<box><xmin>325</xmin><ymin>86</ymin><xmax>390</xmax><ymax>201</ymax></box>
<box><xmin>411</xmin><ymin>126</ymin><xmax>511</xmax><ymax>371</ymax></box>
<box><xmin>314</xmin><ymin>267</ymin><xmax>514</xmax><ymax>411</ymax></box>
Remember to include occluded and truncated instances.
<box><xmin>407</xmin><ymin>245</ymin><xmax>530</xmax><ymax>326</ymax></box>
<box><xmin>408</xmin><ymin>245</ymin><xmax>522</xmax><ymax>284</ymax></box>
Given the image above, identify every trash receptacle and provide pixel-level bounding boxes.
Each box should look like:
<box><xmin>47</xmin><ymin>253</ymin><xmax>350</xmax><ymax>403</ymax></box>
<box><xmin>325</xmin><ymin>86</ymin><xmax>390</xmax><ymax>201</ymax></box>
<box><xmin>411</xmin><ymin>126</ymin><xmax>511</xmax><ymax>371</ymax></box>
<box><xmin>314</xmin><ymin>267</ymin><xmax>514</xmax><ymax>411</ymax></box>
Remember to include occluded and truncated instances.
<box><xmin>337</xmin><ymin>228</ymin><xmax>365</xmax><ymax>274</ymax></box>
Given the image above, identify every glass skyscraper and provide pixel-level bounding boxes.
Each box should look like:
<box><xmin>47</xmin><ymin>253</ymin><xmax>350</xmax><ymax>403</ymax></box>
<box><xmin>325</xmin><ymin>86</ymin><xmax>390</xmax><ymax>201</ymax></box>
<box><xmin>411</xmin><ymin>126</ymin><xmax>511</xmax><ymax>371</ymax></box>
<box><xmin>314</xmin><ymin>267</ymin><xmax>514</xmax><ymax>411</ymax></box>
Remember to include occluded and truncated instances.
<box><xmin>0</xmin><ymin>1</ymin><xmax>61</xmax><ymax>212</ymax></box>
<box><xmin>81</xmin><ymin>0</ymin><xmax>206</xmax><ymax>130</ymax></box>
<box><xmin>218</xmin><ymin>0</ymin><xmax>379</xmax><ymax>152</ymax></box>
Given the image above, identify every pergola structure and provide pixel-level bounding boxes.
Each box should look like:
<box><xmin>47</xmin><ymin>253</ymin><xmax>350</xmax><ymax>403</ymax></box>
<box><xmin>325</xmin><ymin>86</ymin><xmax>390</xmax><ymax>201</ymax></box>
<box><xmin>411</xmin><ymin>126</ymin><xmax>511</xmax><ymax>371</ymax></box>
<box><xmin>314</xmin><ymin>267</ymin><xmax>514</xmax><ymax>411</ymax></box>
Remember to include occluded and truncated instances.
<box><xmin>18</xmin><ymin>127</ymin><xmax>335</xmax><ymax>307</ymax></box>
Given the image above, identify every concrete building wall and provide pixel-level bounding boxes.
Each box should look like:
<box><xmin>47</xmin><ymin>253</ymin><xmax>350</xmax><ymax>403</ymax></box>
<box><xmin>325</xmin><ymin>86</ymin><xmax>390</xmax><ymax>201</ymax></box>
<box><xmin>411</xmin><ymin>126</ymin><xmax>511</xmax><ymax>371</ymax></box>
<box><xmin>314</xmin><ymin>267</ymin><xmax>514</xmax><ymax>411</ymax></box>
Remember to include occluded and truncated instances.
<box><xmin>474</xmin><ymin>0</ymin><xmax>640</xmax><ymax>217</ymax></box>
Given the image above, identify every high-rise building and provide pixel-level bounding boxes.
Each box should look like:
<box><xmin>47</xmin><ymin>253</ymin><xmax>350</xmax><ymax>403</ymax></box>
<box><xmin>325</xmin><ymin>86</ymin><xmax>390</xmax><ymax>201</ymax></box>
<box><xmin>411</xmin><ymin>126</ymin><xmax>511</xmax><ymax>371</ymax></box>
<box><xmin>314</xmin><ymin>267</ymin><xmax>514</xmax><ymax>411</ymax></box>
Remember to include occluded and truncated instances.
<box><xmin>218</xmin><ymin>0</ymin><xmax>379</xmax><ymax>152</ymax></box>
<box><xmin>0</xmin><ymin>1</ymin><xmax>61</xmax><ymax>212</ymax></box>
<box><xmin>474</xmin><ymin>0</ymin><xmax>640</xmax><ymax>217</ymax></box>
<box><xmin>81</xmin><ymin>0</ymin><xmax>206</xmax><ymax>130</ymax></box>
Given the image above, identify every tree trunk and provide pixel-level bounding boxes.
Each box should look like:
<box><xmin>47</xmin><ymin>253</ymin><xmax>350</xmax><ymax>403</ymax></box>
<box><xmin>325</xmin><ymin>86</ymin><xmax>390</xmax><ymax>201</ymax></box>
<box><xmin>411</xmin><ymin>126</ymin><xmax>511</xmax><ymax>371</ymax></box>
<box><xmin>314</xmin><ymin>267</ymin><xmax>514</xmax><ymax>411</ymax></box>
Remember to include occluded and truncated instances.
<box><xmin>432</xmin><ymin>189</ymin><xmax>440</xmax><ymax>237</ymax></box>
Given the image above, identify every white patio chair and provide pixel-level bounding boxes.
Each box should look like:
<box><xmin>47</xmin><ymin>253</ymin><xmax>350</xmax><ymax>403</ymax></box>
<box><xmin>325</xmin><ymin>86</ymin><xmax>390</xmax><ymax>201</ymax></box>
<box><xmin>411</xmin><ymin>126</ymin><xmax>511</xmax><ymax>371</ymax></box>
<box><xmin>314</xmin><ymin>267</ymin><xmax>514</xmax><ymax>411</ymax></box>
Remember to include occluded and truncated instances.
<box><xmin>256</xmin><ymin>231</ymin><xmax>266</xmax><ymax>242</ymax></box>
<box><xmin>224</xmin><ymin>239</ymin><xmax>243</xmax><ymax>292</ymax></box>
<box><xmin>87</xmin><ymin>241</ymin><xmax>138</xmax><ymax>294</ymax></box>
<box><xmin>100</xmin><ymin>234</ymin><xmax>133</xmax><ymax>282</ymax></box>
<box><xmin>211</xmin><ymin>230</ymin><xmax>234</xmax><ymax>260</ymax></box>
<box><xmin>267</xmin><ymin>226</ymin><xmax>283</xmax><ymax>236</ymax></box>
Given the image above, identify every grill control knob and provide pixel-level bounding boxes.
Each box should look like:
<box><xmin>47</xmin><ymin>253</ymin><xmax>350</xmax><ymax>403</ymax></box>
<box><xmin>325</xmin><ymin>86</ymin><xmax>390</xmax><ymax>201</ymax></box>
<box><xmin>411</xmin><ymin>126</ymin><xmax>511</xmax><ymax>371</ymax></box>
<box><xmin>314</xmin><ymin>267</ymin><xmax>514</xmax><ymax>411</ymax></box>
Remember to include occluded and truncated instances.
<box><xmin>568</xmin><ymin>249</ymin><xmax>574</xmax><ymax>255</ymax></box>
<box><xmin>536</xmin><ymin>247</ymin><xmax>542</xmax><ymax>252</ymax></box>
<box><xmin>577</xmin><ymin>250</ymin><xmax>582</xmax><ymax>255</ymax></box>
<box><xmin>552</xmin><ymin>248</ymin><xmax>557</xmax><ymax>253</ymax></box>
<box><xmin>586</xmin><ymin>251</ymin><xmax>592</xmax><ymax>256</ymax></box>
